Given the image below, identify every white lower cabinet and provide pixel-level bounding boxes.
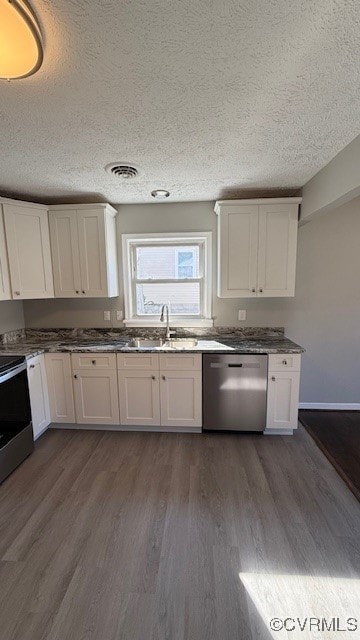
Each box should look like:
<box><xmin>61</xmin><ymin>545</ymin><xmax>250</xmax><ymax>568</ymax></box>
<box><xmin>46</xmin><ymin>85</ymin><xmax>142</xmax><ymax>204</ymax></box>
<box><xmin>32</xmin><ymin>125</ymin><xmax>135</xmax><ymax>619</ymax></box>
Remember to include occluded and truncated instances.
<box><xmin>118</xmin><ymin>371</ymin><xmax>161</xmax><ymax>425</ymax></box>
<box><xmin>160</xmin><ymin>370</ymin><xmax>202</xmax><ymax>428</ymax></box>
<box><xmin>71</xmin><ymin>353</ymin><xmax>119</xmax><ymax>424</ymax></box>
<box><xmin>117</xmin><ymin>353</ymin><xmax>202</xmax><ymax>430</ymax></box>
<box><xmin>45</xmin><ymin>353</ymin><xmax>75</xmax><ymax>423</ymax></box>
<box><xmin>27</xmin><ymin>355</ymin><xmax>51</xmax><ymax>439</ymax></box>
<box><xmin>266</xmin><ymin>354</ymin><xmax>301</xmax><ymax>432</ymax></box>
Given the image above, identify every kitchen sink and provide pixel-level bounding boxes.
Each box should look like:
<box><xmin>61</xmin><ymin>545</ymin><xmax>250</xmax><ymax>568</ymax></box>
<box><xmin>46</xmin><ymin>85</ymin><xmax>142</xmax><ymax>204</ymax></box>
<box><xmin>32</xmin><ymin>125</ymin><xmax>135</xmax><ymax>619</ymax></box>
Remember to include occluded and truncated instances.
<box><xmin>127</xmin><ymin>339</ymin><xmax>166</xmax><ymax>348</ymax></box>
<box><xmin>166</xmin><ymin>339</ymin><xmax>198</xmax><ymax>349</ymax></box>
<box><xmin>127</xmin><ymin>338</ymin><xmax>198</xmax><ymax>350</ymax></box>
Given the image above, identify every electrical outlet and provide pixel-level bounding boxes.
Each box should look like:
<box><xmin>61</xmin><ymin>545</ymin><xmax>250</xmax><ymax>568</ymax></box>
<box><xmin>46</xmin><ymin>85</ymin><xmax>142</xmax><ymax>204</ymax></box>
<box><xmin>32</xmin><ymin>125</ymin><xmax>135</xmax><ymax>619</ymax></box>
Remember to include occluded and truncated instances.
<box><xmin>238</xmin><ymin>310</ymin><xmax>246</xmax><ymax>321</ymax></box>
<box><xmin>116</xmin><ymin>310</ymin><xmax>123</xmax><ymax>321</ymax></box>
<box><xmin>103</xmin><ymin>310</ymin><xmax>111</xmax><ymax>321</ymax></box>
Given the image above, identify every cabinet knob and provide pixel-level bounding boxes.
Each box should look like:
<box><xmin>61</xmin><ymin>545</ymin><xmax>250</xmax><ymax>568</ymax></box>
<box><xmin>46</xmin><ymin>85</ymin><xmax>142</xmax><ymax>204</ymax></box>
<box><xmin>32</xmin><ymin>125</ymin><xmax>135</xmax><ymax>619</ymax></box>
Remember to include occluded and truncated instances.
<box><xmin>251</xmin><ymin>288</ymin><xmax>256</xmax><ymax>293</ymax></box>
<box><xmin>92</xmin><ymin>360</ymin><xmax>96</xmax><ymax>365</ymax></box>
<box><xmin>74</xmin><ymin>374</ymin><xmax>78</xmax><ymax>379</ymax></box>
<box><xmin>82</xmin><ymin>290</ymin><xmax>86</xmax><ymax>294</ymax></box>
<box><xmin>151</xmin><ymin>375</ymin><xmax>156</xmax><ymax>380</ymax></box>
<box><xmin>14</xmin><ymin>291</ymin><xmax>20</xmax><ymax>296</ymax></box>
<box><xmin>259</xmin><ymin>288</ymin><xmax>263</xmax><ymax>293</ymax></box>
<box><xmin>271</xmin><ymin>376</ymin><xmax>276</xmax><ymax>382</ymax></box>
<box><xmin>282</xmin><ymin>360</ymin><xmax>287</xmax><ymax>365</ymax></box>
<box><xmin>76</xmin><ymin>290</ymin><xmax>79</xmax><ymax>294</ymax></box>
<box><xmin>162</xmin><ymin>375</ymin><xmax>166</xmax><ymax>381</ymax></box>
<box><xmin>29</xmin><ymin>364</ymin><xmax>35</xmax><ymax>369</ymax></box>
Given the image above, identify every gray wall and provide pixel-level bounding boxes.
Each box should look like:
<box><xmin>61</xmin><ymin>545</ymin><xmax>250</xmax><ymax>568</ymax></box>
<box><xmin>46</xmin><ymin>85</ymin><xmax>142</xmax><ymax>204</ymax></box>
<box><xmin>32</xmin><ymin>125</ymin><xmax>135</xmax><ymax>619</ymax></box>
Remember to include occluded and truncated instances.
<box><xmin>0</xmin><ymin>300</ymin><xmax>24</xmax><ymax>334</ymax></box>
<box><xmin>301</xmin><ymin>134</ymin><xmax>360</xmax><ymax>221</ymax></box>
<box><xmin>284</xmin><ymin>196</ymin><xmax>360</xmax><ymax>403</ymax></box>
<box><xmin>23</xmin><ymin>197</ymin><xmax>360</xmax><ymax>405</ymax></box>
<box><xmin>23</xmin><ymin>201</ymin><xmax>289</xmax><ymax>329</ymax></box>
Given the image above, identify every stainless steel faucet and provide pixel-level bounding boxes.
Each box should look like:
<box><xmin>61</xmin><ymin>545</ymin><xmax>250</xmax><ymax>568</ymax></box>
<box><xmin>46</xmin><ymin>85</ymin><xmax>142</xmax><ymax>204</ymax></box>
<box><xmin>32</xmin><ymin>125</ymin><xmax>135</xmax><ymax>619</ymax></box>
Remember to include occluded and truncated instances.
<box><xmin>160</xmin><ymin>304</ymin><xmax>175</xmax><ymax>341</ymax></box>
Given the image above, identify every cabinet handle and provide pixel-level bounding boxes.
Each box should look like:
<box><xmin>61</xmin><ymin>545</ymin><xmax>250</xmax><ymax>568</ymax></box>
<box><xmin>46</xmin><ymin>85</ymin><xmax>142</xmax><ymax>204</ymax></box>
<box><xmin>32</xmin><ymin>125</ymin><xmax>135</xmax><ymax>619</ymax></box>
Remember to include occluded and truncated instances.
<box><xmin>29</xmin><ymin>364</ymin><xmax>35</xmax><ymax>369</ymax></box>
<box><xmin>14</xmin><ymin>291</ymin><xmax>20</xmax><ymax>296</ymax></box>
<box><xmin>74</xmin><ymin>374</ymin><xmax>78</xmax><ymax>379</ymax></box>
<box><xmin>271</xmin><ymin>376</ymin><xmax>276</xmax><ymax>381</ymax></box>
<box><xmin>259</xmin><ymin>288</ymin><xmax>263</xmax><ymax>293</ymax></box>
<box><xmin>282</xmin><ymin>360</ymin><xmax>287</xmax><ymax>365</ymax></box>
<box><xmin>162</xmin><ymin>375</ymin><xmax>166</xmax><ymax>381</ymax></box>
<box><xmin>92</xmin><ymin>360</ymin><xmax>96</xmax><ymax>365</ymax></box>
<box><xmin>151</xmin><ymin>375</ymin><xmax>156</xmax><ymax>380</ymax></box>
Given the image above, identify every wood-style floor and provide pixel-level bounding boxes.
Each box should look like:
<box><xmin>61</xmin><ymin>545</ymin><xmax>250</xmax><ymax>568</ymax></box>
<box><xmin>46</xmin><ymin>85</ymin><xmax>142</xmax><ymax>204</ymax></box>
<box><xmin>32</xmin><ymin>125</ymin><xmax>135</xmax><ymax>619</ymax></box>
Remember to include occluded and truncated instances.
<box><xmin>1</xmin><ymin>427</ymin><xmax>360</xmax><ymax>640</ymax></box>
<box><xmin>300</xmin><ymin>410</ymin><xmax>360</xmax><ymax>502</ymax></box>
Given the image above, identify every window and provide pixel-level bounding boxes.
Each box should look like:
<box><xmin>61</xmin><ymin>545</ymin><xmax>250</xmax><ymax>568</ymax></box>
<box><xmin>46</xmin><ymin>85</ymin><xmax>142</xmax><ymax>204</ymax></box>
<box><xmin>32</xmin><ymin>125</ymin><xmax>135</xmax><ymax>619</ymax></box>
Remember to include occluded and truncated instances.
<box><xmin>122</xmin><ymin>232</ymin><xmax>212</xmax><ymax>326</ymax></box>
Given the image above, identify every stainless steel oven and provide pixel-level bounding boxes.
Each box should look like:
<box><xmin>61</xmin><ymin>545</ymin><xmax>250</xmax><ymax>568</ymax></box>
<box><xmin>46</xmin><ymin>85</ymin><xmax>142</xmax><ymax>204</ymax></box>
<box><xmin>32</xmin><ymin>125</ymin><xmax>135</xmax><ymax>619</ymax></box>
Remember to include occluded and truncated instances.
<box><xmin>0</xmin><ymin>356</ymin><xmax>33</xmax><ymax>483</ymax></box>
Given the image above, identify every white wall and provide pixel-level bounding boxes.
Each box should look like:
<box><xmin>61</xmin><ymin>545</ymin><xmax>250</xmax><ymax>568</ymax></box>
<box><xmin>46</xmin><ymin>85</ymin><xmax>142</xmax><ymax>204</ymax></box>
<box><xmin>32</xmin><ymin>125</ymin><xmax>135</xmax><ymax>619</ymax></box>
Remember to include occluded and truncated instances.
<box><xmin>0</xmin><ymin>300</ymin><xmax>24</xmax><ymax>334</ymax></box>
<box><xmin>23</xmin><ymin>201</ymin><xmax>290</xmax><ymax>329</ymax></box>
<box><xmin>284</xmin><ymin>196</ymin><xmax>360</xmax><ymax>404</ymax></box>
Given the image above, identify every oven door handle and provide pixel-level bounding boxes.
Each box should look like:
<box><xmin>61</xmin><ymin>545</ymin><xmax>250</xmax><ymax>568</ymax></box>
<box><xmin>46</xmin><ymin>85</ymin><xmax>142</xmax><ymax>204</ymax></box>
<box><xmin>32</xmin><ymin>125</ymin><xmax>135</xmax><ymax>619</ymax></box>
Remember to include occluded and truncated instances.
<box><xmin>0</xmin><ymin>362</ymin><xmax>27</xmax><ymax>384</ymax></box>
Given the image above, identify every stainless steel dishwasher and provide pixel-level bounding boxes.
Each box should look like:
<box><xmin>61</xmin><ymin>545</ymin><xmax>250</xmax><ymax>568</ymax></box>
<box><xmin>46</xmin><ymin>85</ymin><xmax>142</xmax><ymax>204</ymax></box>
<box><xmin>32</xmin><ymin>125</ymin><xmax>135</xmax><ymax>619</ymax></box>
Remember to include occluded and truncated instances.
<box><xmin>203</xmin><ymin>354</ymin><xmax>267</xmax><ymax>431</ymax></box>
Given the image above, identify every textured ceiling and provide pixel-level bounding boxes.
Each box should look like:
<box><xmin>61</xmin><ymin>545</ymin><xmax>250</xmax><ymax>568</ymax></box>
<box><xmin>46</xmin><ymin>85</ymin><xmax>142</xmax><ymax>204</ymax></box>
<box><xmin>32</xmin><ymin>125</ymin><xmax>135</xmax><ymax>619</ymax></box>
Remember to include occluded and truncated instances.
<box><xmin>0</xmin><ymin>0</ymin><xmax>360</xmax><ymax>205</ymax></box>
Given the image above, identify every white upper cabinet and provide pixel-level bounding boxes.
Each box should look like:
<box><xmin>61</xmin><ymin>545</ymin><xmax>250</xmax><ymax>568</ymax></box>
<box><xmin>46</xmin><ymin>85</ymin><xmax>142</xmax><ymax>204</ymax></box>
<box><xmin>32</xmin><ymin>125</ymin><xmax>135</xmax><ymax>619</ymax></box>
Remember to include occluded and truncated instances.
<box><xmin>0</xmin><ymin>207</ymin><xmax>11</xmax><ymax>300</ymax></box>
<box><xmin>48</xmin><ymin>209</ymin><xmax>81</xmax><ymax>297</ymax></box>
<box><xmin>257</xmin><ymin>203</ymin><xmax>299</xmax><ymax>297</ymax></box>
<box><xmin>2</xmin><ymin>200</ymin><xmax>54</xmax><ymax>299</ymax></box>
<box><xmin>48</xmin><ymin>204</ymin><xmax>118</xmax><ymax>298</ymax></box>
<box><xmin>215</xmin><ymin>198</ymin><xmax>301</xmax><ymax>298</ymax></box>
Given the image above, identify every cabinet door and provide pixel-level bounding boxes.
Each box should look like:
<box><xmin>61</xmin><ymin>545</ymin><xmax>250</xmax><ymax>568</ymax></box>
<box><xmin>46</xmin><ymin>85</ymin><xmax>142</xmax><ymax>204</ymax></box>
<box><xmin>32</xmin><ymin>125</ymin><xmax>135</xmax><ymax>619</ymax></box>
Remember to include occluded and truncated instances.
<box><xmin>27</xmin><ymin>355</ymin><xmax>51</xmax><ymax>439</ymax></box>
<box><xmin>3</xmin><ymin>204</ymin><xmax>54</xmax><ymax>299</ymax></box>
<box><xmin>45</xmin><ymin>353</ymin><xmax>75</xmax><ymax>423</ymax></box>
<box><xmin>257</xmin><ymin>204</ymin><xmax>298</xmax><ymax>297</ymax></box>
<box><xmin>77</xmin><ymin>209</ymin><xmax>108</xmax><ymax>297</ymax></box>
<box><xmin>217</xmin><ymin>206</ymin><xmax>258</xmax><ymax>298</ymax></box>
<box><xmin>49</xmin><ymin>210</ymin><xmax>82</xmax><ymax>298</ymax></box>
<box><xmin>0</xmin><ymin>208</ymin><xmax>11</xmax><ymax>300</ymax></box>
<box><xmin>266</xmin><ymin>371</ymin><xmax>300</xmax><ymax>430</ymax></box>
<box><xmin>118</xmin><ymin>370</ymin><xmax>160</xmax><ymax>426</ymax></box>
<box><xmin>160</xmin><ymin>370</ymin><xmax>202</xmax><ymax>428</ymax></box>
<box><xmin>73</xmin><ymin>369</ymin><xmax>119</xmax><ymax>424</ymax></box>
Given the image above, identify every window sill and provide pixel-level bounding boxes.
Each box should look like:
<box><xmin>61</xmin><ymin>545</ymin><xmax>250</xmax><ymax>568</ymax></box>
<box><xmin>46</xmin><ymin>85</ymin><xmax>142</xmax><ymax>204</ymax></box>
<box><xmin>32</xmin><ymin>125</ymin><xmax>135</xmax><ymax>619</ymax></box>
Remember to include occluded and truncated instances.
<box><xmin>124</xmin><ymin>318</ymin><xmax>214</xmax><ymax>328</ymax></box>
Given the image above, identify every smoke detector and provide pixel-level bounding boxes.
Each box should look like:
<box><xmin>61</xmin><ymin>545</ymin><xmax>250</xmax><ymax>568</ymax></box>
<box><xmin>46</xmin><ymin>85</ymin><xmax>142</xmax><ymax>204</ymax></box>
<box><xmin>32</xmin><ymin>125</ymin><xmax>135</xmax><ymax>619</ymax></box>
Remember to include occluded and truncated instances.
<box><xmin>105</xmin><ymin>163</ymin><xmax>139</xmax><ymax>179</ymax></box>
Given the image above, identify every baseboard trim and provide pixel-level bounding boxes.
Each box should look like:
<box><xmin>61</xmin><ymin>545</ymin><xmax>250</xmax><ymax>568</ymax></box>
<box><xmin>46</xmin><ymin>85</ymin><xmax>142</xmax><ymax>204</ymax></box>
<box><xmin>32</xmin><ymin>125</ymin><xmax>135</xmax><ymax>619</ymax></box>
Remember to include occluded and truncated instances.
<box><xmin>299</xmin><ymin>403</ymin><xmax>360</xmax><ymax>410</ymax></box>
<box><xmin>49</xmin><ymin>423</ymin><xmax>202</xmax><ymax>434</ymax></box>
<box><xmin>263</xmin><ymin>429</ymin><xmax>294</xmax><ymax>436</ymax></box>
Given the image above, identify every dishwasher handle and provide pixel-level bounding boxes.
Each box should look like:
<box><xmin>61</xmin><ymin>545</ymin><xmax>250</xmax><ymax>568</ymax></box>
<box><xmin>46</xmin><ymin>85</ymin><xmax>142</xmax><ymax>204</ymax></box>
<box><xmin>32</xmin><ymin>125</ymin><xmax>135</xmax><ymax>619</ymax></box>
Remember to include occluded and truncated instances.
<box><xmin>210</xmin><ymin>362</ymin><xmax>260</xmax><ymax>369</ymax></box>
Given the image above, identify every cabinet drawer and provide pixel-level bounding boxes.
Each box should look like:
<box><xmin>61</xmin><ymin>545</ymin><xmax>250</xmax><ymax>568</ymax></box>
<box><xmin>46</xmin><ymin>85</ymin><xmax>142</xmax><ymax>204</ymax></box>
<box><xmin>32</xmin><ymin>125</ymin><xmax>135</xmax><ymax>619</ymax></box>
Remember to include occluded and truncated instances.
<box><xmin>268</xmin><ymin>353</ymin><xmax>301</xmax><ymax>372</ymax></box>
<box><xmin>71</xmin><ymin>353</ymin><xmax>116</xmax><ymax>370</ymax></box>
<box><xmin>159</xmin><ymin>353</ymin><xmax>202</xmax><ymax>371</ymax></box>
<box><xmin>117</xmin><ymin>353</ymin><xmax>159</xmax><ymax>370</ymax></box>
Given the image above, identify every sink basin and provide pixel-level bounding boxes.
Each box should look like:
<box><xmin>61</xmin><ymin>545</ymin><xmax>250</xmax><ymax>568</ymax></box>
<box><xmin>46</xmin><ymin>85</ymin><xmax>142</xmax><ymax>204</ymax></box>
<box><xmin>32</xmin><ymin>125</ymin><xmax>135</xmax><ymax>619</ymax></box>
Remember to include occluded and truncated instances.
<box><xmin>166</xmin><ymin>339</ymin><xmax>198</xmax><ymax>349</ymax></box>
<box><xmin>127</xmin><ymin>339</ymin><xmax>166</xmax><ymax>348</ymax></box>
<box><xmin>127</xmin><ymin>338</ymin><xmax>198</xmax><ymax>350</ymax></box>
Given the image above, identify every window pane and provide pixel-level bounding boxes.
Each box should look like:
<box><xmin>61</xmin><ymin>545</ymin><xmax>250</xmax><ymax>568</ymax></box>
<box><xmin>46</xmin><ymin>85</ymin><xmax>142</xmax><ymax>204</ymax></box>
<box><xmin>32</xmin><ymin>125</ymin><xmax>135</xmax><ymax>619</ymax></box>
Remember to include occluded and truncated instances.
<box><xmin>136</xmin><ymin>282</ymin><xmax>200</xmax><ymax>315</ymax></box>
<box><xmin>136</xmin><ymin>245</ymin><xmax>199</xmax><ymax>279</ymax></box>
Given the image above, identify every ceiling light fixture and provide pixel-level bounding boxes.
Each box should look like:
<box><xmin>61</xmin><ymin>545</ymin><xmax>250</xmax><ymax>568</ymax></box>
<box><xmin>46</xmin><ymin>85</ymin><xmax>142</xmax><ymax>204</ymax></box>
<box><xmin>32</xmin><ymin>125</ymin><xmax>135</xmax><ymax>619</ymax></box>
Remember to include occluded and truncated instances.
<box><xmin>0</xmin><ymin>0</ymin><xmax>43</xmax><ymax>80</ymax></box>
<box><xmin>151</xmin><ymin>189</ymin><xmax>170</xmax><ymax>199</ymax></box>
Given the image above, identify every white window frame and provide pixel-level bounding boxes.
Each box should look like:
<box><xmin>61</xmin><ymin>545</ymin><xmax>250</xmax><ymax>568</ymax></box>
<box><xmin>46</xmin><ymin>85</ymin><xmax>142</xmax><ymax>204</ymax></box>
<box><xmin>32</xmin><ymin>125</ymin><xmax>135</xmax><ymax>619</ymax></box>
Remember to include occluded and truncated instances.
<box><xmin>122</xmin><ymin>232</ymin><xmax>213</xmax><ymax>327</ymax></box>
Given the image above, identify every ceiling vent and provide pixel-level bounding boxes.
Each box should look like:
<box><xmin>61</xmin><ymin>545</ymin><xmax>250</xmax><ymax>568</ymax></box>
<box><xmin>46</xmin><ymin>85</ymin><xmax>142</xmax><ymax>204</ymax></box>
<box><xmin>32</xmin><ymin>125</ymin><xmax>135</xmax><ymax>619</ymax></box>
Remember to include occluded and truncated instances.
<box><xmin>105</xmin><ymin>163</ymin><xmax>139</xmax><ymax>179</ymax></box>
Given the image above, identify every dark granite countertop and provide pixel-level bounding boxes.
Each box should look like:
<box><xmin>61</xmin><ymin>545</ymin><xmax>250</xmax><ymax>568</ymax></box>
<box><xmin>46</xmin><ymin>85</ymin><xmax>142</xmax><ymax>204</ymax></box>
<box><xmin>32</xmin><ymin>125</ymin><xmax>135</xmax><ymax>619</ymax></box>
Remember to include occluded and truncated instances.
<box><xmin>0</xmin><ymin>332</ymin><xmax>305</xmax><ymax>359</ymax></box>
